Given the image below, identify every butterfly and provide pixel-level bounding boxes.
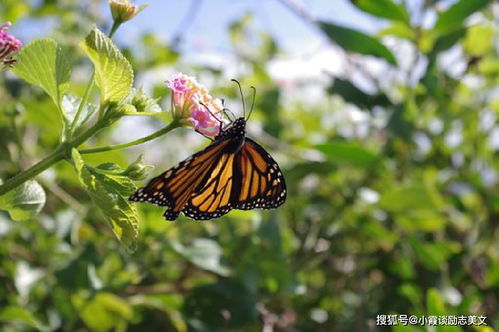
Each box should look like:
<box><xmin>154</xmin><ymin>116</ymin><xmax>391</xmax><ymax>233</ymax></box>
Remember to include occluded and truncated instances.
<box><xmin>129</xmin><ymin>87</ymin><xmax>286</xmax><ymax>221</ymax></box>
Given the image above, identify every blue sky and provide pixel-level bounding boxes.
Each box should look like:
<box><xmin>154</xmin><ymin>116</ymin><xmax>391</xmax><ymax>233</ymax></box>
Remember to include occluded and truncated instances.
<box><xmin>122</xmin><ymin>0</ymin><xmax>382</xmax><ymax>54</ymax></box>
<box><xmin>9</xmin><ymin>0</ymin><xmax>387</xmax><ymax>63</ymax></box>
<box><xmin>12</xmin><ymin>0</ymin><xmax>460</xmax><ymax>57</ymax></box>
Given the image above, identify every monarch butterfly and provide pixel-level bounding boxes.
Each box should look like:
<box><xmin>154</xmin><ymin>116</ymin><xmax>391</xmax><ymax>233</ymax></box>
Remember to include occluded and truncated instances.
<box><xmin>129</xmin><ymin>83</ymin><xmax>286</xmax><ymax>220</ymax></box>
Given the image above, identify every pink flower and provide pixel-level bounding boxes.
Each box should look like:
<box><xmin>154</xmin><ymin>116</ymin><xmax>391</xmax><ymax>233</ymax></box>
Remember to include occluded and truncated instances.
<box><xmin>189</xmin><ymin>104</ymin><xmax>223</xmax><ymax>136</ymax></box>
<box><xmin>166</xmin><ymin>73</ymin><xmax>225</xmax><ymax>136</ymax></box>
<box><xmin>0</xmin><ymin>22</ymin><xmax>22</xmax><ymax>68</ymax></box>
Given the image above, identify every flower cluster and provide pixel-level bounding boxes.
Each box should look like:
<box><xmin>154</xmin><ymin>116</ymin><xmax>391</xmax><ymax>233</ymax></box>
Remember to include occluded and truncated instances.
<box><xmin>0</xmin><ymin>22</ymin><xmax>22</xmax><ymax>68</ymax></box>
<box><xmin>166</xmin><ymin>73</ymin><xmax>225</xmax><ymax>136</ymax></box>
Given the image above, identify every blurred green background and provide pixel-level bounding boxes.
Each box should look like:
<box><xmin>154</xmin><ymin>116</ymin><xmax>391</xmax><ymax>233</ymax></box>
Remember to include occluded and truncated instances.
<box><xmin>1</xmin><ymin>0</ymin><xmax>498</xmax><ymax>331</ymax></box>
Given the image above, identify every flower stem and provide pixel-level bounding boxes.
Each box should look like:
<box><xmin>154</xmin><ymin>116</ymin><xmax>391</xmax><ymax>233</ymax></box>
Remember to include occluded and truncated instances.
<box><xmin>79</xmin><ymin>120</ymin><xmax>180</xmax><ymax>155</ymax></box>
<box><xmin>0</xmin><ymin>149</ymin><xmax>64</xmax><ymax>195</ymax></box>
<box><xmin>0</xmin><ymin>121</ymin><xmax>105</xmax><ymax>196</ymax></box>
<box><xmin>68</xmin><ymin>72</ymin><xmax>95</xmax><ymax>137</ymax></box>
<box><xmin>109</xmin><ymin>21</ymin><xmax>122</xmax><ymax>38</ymax></box>
<box><xmin>124</xmin><ymin>111</ymin><xmax>163</xmax><ymax>117</ymax></box>
<box><xmin>0</xmin><ymin>22</ymin><xmax>158</xmax><ymax>196</ymax></box>
<box><xmin>67</xmin><ymin>23</ymin><xmax>120</xmax><ymax>138</ymax></box>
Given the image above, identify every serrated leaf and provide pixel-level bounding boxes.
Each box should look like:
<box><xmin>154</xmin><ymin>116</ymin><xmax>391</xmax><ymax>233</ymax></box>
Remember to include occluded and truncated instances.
<box><xmin>12</xmin><ymin>38</ymin><xmax>70</xmax><ymax>113</ymax></box>
<box><xmin>62</xmin><ymin>94</ymin><xmax>98</xmax><ymax>128</ymax></box>
<box><xmin>351</xmin><ymin>0</ymin><xmax>410</xmax><ymax>24</ymax></box>
<box><xmin>434</xmin><ymin>0</ymin><xmax>491</xmax><ymax>34</ymax></box>
<box><xmin>316</xmin><ymin>141</ymin><xmax>379</xmax><ymax>168</ymax></box>
<box><xmin>80</xmin><ymin>28</ymin><xmax>133</xmax><ymax>105</ymax></box>
<box><xmin>319</xmin><ymin>21</ymin><xmax>397</xmax><ymax>65</ymax></box>
<box><xmin>97</xmin><ymin>172</ymin><xmax>137</xmax><ymax>197</ymax></box>
<box><xmin>95</xmin><ymin>163</ymin><xmax>123</xmax><ymax>172</ymax></box>
<box><xmin>170</xmin><ymin>239</ymin><xmax>231</xmax><ymax>276</ymax></box>
<box><xmin>0</xmin><ymin>180</ymin><xmax>46</xmax><ymax>221</ymax></box>
<box><xmin>91</xmin><ymin>162</ymin><xmax>137</xmax><ymax>196</ymax></box>
<box><xmin>72</xmin><ymin>149</ymin><xmax>138</xmax><ymax>251</ymax></box>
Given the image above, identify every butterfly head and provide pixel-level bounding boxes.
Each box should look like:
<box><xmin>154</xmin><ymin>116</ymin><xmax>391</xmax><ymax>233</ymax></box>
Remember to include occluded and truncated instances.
<box><xmin>217</xmin><ymin>117</ymin><xmax>246</xmax><ymax>139</ymax></box>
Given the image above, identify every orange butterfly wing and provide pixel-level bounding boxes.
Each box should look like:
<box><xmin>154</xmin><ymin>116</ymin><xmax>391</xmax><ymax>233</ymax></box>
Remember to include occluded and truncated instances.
<box><xmin>130</xmin><ymin>116</ymin><xmax>286</xmax><ymax>221</ymax></box>
<box><xmin>182</xmin><ymin>151</ymin><xmax>237</xmax><ymax>220</ymax></box>
<box><xmin>181</xmin><ymin>138</ymin><xmax>286</xmax><ymax>220</ymax></box>
<box><xmin>233</xmin><ymin>138</ymin><xmax>286</xmax><ymax>210</ymax></box>
<box><xmin>129</xmin><ymin>138</ymin><xmax>230</xmax><ymax>220</ymax></box>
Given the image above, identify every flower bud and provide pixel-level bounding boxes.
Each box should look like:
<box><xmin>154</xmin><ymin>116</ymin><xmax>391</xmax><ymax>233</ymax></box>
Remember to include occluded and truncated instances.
<box><xmin>109</xmin><ymin>0</ymin><xmax>146</xmax><ymax>23</ymax></box>
<box><xmin>131</xmin><ymin>88</ymin><xmax>161</xmax><ymax>113</ymax></box>
<box><xmin>123</xmin><ymin>155</ymin><xmax>154</xmax><ymax>181</ymax></box>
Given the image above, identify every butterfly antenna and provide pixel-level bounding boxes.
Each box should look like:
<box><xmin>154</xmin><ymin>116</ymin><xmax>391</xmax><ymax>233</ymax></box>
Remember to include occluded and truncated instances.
<box><xmin>231</xmin><ymin>79</ymin><xmax>246</xmax><ymax>118</ymax></box>
<box><xmin>199</xmin><ymin>102</ymin><xmax>223</xmax><ymax>126</ymax></box>
<box><xmin>219</xmin><ymin>99</ymin><xmax>233</xmax><ymax>123</ymax></box>
<box><xmin>222</xmin><ymin>107</ymin><xmax>237</xmax><ymax>122</ymax></box>
<box><xmin>247</xmin><ymin>86</ymin><xmax>256</xmax><ymax>121</ymax></box>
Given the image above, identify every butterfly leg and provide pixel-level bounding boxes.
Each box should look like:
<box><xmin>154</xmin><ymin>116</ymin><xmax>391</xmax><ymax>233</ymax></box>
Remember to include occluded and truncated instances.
<box><xmin>195</xmin><ymin>129</ymin><xmax>214</xmax><ymax>141</ymax></box>
<box><xmin>199</xmin><ymin>101</ymin><xmax>226</xmax><ymax>130</ymax></box>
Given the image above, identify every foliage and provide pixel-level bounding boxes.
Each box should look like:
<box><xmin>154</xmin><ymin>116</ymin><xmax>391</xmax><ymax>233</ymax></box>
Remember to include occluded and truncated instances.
<box><xmin>0</xmin><ymin>0</ymin><xmax>498</xmax><ymax>331</ymax></box>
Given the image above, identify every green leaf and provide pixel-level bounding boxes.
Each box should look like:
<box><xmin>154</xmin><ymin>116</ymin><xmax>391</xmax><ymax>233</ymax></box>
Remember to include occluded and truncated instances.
<box><xmin>12</xmin><ymin>38</ymin><xmax>71</xmax><ymax>112</ymax></box>
<box><xmin>462</xmin><ymin>24</ymin><xmax>495</xmax><ymax>57</ymax></box>
<box><xmin>431</xmin><ymin>28</ymin><xmax>467</xmax><ymax>55</ymax></box>
<box><xmin>0</xmin><ymin>180</ymin><xmax>46</xmax><ymax>221</ymax></box>
<box><xmin>316</xmin><ymin>141</ymin><xmax>378</xmax><ymax>168</ymax></box>
<box><xmin>379</xmin><ymin>184</ymin><xmax>441</xmax><ymax>213</ymax></box>
<box><xmin>93</xmin><ymin>162</ymin><xmax>137</xmax><ymax>195</ymax></box>
<box><xmin>73</xmin><ymin>292</ymin><xmax>133</xmax><ymax>331</ymax></box>
<box><xmin>350</xmin><ymin>0</ymin><xmax>410</xmax><ymax>24</ymax></box>
<box><xmin>329</xmin><ymin>77</ymin><xmax>392</xmax><ymax>109</ymax></box>
<box><xmin>425</xmin><ymin>290</ymin><xmax>462</xmax><ymax>332</ymax></box>
<box><xmin>0</xmin><ymin>306</ymin><xmax>47</xmax><ymax>331</ymax></box>
<box><xmin>319</xmin><ymin>21</ymin><xmax>397</xmax><ymax>65</ymax></box>
<box><xmin>426</xmin><ymin>288</ymin><xmax>446</xmax><ymax>315</ymax></box>
<box><xmin>410</xmin><ymin>239</ymin><xmax>460</xmax><ymax>270</ymax></box>
<box><xmin>433</xmin><ymin>0</ymin><xmax>491</xmax><ymax>34</ymax></box>
<box><xmin>362</xmin><ymin>220</ymin><xmax>398</xmax><ymax>251</ymax></box>
<box><xmin>395</xmin><ymin>211</ymin><xmax>445</xmax><ymax>232</ymax></box>
<box><xmin>55</xmin><ymin>245</ymin><xmax>99</xmax><ymax>289</ymax></box>
<box><xmin>80</xmin><ymin>28</ymin><xmax>133</xmax><ymax>105</ymax></box>
<box><xmin>386</xmin><ymin>103</ymin><xmax>416</xmax><ymax>140</ymax></box>
<box><xmin>183</xmin><ymin>281</ymin><xmax>257</xmax><ymax>330</ymax></box>
<box><xmin>378</xmin><ymin>21</ymin><xmax>415</xmax><ymax>40</ymax></box>
<box><xmin>170</xmin><ymin>239</ymin><xmax>231</xmax><ymax>276</ymax></box>
<box><xmin>72</xmin><ymin>149</ymin><xmax>139</xmax><ymax>251</ymax></box>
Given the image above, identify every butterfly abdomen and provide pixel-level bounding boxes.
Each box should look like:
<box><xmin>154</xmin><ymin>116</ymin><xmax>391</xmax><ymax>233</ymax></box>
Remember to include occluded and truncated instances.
<box><xmin>219</xmin><ymin>136</ymin><xmax>245</xmax><ymax>153</ymax></box>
